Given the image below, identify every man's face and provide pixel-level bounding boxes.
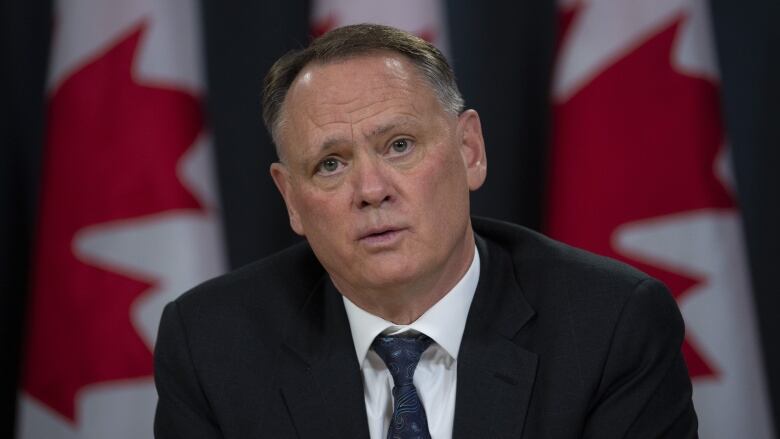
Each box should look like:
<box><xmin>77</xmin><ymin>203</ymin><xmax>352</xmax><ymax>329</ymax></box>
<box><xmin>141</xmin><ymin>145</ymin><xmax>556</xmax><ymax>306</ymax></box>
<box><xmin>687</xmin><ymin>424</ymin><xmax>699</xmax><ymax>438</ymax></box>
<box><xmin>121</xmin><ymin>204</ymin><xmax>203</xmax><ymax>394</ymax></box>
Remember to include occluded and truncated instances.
<box><xmin>271</xmin><ymin>53</ymin><xmax>486</xmax><ymax>298</ymax></box>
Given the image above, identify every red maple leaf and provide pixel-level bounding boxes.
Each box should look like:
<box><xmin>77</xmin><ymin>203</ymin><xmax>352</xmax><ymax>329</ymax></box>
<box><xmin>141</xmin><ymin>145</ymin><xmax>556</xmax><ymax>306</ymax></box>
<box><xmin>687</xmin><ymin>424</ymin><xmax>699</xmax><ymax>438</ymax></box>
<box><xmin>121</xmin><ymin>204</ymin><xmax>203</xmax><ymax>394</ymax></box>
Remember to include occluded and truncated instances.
<box><xmin>546</xmin><ymin>13</ymin><xmax>731</xmax><ymax>378</ymax></box>
<box><xmin>23</xmin><ymin>23</ymin><xmax>204</xmax><ymax>422</ymax></box>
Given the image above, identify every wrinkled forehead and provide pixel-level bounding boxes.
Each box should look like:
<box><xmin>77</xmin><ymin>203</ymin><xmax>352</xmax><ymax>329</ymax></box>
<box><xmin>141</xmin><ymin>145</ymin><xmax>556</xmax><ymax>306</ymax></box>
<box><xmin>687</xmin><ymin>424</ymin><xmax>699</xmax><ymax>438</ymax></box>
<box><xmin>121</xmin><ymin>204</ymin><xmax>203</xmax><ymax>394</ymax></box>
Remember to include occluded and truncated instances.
<box><xmin>277</xmin><ymin>53</ymin><xmax>441</xmax><ymax>149</ymax></box>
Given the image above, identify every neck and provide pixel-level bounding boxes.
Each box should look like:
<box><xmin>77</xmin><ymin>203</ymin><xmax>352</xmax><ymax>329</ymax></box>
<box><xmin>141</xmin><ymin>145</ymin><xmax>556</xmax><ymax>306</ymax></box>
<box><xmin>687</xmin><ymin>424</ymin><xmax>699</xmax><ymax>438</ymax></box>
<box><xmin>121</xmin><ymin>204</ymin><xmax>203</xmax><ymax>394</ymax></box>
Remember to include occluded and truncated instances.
<box><xmin>332</xmin><ymin>230</ymin><xmax>475</xmax><ymax>325</ymax></box>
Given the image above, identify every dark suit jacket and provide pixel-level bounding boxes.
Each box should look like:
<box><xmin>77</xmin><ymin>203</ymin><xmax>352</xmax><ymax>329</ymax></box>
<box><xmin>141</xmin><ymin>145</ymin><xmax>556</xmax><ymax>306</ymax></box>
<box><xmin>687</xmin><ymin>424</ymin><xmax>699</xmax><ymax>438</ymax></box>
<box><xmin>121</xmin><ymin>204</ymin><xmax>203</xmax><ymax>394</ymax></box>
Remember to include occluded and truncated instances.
<box><xmin>154</xmin><ymin>217</ymin><xmax>697</xmax><ymax>438</ymax></box>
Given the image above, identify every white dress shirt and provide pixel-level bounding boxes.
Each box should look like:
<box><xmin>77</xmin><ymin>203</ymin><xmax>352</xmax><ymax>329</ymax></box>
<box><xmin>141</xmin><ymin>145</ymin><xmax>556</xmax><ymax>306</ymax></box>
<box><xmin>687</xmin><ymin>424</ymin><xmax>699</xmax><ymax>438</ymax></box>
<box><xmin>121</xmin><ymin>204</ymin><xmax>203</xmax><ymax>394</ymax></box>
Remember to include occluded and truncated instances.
<box><xmin>342</xmin><ymin>246</ymin><xmax>480</xmax><ymax>439</ymax></box>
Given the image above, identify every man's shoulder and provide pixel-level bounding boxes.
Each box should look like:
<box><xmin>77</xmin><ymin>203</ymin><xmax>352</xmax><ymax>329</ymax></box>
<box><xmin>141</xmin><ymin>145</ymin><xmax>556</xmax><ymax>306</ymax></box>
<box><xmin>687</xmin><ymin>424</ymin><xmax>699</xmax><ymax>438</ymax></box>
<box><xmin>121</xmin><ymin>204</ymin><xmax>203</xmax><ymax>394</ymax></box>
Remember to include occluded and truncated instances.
<box><xmin>472</xmin><ymin>216</ymin><xmax>669</xmax><ymax>314</ymax></box>
<box><xmin>470</xmin><ymin>220</ymin><xmax>693</xmax><ymax>437</ymax></box>
<box><xmin>171</xmin><ymin>240</ymin><xmax>325</xmax><ymax>324</ymax></box>
<box><xmin>473</xmin><ymin>216</ymin><xmax>648</xmax><ymax>283</ymax></box>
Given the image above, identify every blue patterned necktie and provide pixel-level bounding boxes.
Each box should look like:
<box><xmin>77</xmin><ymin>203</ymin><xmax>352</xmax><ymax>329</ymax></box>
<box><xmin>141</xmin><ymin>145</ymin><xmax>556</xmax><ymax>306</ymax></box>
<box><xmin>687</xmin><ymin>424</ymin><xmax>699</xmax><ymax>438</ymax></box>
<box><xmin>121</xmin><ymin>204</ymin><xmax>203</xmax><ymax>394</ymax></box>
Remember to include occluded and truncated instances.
<box><xmin>371</xmin><ymin>332</ymin><xmax>434</xmax><ymax>439</ymax></box>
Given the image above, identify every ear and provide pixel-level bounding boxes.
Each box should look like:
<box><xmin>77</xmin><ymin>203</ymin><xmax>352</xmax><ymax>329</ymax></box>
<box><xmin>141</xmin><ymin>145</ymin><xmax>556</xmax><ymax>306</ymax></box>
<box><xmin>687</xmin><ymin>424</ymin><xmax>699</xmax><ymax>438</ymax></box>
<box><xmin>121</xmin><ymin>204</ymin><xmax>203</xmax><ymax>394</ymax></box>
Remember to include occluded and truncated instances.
<box><xmin>457</xmin><ymin>109</ymin><xmax>487</xmax><ymax>191</ymax></box>
<box><xmin>270</xmin><ymin>162</ymin><xmax>305</xmax><ymax>236</ymax></box>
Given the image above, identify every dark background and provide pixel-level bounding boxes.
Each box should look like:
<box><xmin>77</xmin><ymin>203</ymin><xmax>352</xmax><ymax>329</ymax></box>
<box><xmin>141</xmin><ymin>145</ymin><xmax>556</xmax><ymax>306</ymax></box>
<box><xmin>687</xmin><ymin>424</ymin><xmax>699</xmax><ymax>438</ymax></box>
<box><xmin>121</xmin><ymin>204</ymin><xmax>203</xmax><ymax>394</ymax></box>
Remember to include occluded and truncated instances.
<box><xmin>2</xmin><ymin>0</ymin><xmax>778</xmax><ymax>436</ymax></box>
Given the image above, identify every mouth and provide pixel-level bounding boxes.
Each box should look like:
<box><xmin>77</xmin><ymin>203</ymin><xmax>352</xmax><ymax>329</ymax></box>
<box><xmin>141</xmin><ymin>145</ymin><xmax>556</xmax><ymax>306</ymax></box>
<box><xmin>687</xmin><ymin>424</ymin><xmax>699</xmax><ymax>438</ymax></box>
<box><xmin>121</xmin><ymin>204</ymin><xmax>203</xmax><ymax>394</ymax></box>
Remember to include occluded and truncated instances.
<box><xmin>358</xmin><ymin>226</ymin><xmax>407</xmax><ymax>246</ymax></box>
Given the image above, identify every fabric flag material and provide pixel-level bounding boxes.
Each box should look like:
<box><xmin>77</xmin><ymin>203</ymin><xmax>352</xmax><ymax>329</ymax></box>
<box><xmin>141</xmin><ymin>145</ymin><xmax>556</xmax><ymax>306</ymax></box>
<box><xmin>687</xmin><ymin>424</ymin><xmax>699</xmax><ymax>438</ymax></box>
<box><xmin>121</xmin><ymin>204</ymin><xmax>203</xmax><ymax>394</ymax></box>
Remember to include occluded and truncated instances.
<box><xmin>547</xmin><ymin>0</ymin><xmax>774</xmax><ymax>437</ymax></box>
<box><xmin>311</xmin><ymin>0</ymin><xmax>450</xmax><ymax>55</ymax></box>
<box><xmin>18</xmin><ymin>0</ymin><xmax>225</xmax><ymax>437</ymax></box>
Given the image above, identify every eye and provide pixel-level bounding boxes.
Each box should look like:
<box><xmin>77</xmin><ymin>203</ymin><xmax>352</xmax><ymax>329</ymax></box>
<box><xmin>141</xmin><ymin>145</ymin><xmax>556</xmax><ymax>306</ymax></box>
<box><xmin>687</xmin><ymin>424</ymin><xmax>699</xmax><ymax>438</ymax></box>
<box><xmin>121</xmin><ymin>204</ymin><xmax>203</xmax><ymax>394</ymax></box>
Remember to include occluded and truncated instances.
<box><xmin>388</xmin><ymin>138</ymin><xmax>414</xmax><ymax>156</ymax></box>
<box><xmin>316</xmin><ymin>157</ymin><xmax>344</xmax><ymax>176</ymax></box>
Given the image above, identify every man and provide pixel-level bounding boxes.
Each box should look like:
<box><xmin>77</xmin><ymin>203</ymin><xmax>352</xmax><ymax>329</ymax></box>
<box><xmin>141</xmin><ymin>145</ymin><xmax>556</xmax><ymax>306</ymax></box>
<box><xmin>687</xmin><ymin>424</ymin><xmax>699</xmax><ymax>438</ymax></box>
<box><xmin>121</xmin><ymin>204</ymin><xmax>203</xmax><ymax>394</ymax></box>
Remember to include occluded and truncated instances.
<box><xmin>154</xmin><ymin>24</ymin><xmax>697</xmax><ymax>438</ymax></box>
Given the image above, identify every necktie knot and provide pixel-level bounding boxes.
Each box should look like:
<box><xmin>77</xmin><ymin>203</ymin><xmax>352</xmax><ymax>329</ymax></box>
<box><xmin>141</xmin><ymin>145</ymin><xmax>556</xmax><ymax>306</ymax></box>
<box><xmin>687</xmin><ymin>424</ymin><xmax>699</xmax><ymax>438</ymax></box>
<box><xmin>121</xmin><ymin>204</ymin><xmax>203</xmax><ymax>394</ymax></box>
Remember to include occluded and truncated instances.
<box><xmin>371</xmin><ymin>332</ymin><xmax>433</xmax><ymax>386</ymax></box>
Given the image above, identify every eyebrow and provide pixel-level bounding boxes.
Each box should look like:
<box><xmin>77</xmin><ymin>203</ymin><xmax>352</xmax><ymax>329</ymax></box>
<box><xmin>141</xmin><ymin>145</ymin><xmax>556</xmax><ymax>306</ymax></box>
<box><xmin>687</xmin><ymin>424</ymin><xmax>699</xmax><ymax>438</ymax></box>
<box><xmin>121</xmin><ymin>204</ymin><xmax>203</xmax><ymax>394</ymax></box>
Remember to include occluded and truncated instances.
<box><xmin>316</xmin><ymin>116</ymin><xmax>417</xmax><ymax>154</ymax></box>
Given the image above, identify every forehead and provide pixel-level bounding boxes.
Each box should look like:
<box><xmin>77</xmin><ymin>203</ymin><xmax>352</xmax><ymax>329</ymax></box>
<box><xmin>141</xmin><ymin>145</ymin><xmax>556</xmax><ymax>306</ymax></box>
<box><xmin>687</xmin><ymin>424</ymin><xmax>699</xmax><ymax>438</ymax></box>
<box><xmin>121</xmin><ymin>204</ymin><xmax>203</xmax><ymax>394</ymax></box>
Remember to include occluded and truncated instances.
<box><xmin>279</xmin><ymin>53</ymin><xmax>442</xmax><ymax>143</ymax></box>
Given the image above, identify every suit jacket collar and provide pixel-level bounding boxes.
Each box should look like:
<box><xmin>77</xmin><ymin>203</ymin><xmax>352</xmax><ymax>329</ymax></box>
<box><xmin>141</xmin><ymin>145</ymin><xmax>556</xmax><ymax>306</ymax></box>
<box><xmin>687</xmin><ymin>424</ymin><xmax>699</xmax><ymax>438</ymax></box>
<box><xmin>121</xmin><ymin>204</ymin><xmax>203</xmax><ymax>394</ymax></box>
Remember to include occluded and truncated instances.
<box><xmin>278</xmin><ymin>276</ymin><xmax>370</xmax><ymax>438</ymax></box>
<box><xmin>278</xmin><ymin>232</ymin><xmax>538</xmax><ymax>439</ymax></box>
<box><xmin>453</xmin><ymin>234</ymin><xmax>538</xmax><ymax>439</ymax></box>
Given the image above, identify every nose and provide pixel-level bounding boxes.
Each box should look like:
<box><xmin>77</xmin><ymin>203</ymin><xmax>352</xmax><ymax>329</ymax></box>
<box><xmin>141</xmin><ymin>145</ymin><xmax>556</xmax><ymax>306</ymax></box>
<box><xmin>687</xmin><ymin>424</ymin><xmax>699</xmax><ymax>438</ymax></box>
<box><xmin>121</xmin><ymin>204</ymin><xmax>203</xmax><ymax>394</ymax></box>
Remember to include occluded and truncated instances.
<box><xmin>351</xmin><ymin>154</ymin><xmax>394</xmax><ymax>209</ymax></box>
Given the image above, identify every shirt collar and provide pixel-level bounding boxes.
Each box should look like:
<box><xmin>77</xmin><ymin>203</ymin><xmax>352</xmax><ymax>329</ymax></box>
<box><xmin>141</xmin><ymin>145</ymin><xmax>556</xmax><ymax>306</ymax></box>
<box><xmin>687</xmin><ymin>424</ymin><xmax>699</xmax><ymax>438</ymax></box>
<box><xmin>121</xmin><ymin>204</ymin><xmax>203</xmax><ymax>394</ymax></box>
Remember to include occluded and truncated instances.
<box><xmin>342</xmin><ymin>245</ymin><xmax>480</xmax><ymax>366</ymax></box>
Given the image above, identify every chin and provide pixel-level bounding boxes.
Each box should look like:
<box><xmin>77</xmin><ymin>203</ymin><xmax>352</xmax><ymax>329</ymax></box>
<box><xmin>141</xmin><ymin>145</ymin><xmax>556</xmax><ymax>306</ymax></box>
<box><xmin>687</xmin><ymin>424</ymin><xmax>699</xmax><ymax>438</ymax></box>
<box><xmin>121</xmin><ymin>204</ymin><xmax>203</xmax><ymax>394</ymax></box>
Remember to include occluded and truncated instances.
<box><xmin>358</xmin><ymin>264</ymin><xmax>419</xmax><ymax>289</ymax></box>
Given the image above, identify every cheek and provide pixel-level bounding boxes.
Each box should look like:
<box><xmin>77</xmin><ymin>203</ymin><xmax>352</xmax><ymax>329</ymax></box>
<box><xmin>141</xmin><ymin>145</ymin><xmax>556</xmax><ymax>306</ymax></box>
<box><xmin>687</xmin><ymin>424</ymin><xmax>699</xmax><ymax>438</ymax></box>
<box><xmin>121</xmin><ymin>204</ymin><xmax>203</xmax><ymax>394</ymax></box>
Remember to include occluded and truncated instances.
<box><xmin>434</xmin><ymin>147</ymin><xmax>469</xmax><ymax>191</ymax></box>
<box><xmin>295</xmin><ymin>188</ymin><xmax>349</xmax><ymax>231</ymax></box>
<box><xmin>414</xmin><ymin>149</ymin><xmax>470</xmax><ymax>218</ymax></box>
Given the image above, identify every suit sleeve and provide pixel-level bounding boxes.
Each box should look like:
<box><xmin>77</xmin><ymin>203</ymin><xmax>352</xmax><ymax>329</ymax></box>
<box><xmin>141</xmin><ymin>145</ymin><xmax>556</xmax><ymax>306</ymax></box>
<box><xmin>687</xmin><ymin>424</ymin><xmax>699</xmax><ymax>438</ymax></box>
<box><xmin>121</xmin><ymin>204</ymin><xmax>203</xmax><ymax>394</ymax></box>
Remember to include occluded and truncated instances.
<box><xmin>154</xmin><ymin>301</ymin><xmax>223</xmax><ymax>439</ymax></box>
<box><xmin>582</xmin><ymin>278</ymin><xmax>698</xmax><ymax>438</ymax></box>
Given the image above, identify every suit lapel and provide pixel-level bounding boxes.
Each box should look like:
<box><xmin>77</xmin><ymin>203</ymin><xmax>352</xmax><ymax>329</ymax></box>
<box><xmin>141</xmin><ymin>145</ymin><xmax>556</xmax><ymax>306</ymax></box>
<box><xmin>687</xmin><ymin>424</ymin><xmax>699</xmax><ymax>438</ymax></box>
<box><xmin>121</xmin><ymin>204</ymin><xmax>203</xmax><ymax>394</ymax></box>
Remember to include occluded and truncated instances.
<box><xmin>277</xmin><ymin>277</ymin><xmax>369</xmax><ymax>439</ymax></box>
<box><xmin>275</xmin><ymin>233</ymin><xmax>537</xmax><ymax>438</ymax></box>
<box><xmin>453</xmin><ymin>235</ymin><xmax>538</xmax><ymax>439</ymax></box>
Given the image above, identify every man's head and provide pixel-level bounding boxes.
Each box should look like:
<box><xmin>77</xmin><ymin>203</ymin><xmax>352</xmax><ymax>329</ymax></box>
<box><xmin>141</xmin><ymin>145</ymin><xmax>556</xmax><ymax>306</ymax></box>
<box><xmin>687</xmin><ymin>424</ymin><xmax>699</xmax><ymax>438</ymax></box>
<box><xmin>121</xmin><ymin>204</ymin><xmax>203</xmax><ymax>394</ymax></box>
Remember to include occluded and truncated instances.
<box><xmin>264</xmin><ymin>24</ymin><xmax>487</xmax><ymax>322</ymax></box>
<box><xmin>263</xmin><ymin>24</ymin><xmax>464</xmax><ymax>156</ymax></box>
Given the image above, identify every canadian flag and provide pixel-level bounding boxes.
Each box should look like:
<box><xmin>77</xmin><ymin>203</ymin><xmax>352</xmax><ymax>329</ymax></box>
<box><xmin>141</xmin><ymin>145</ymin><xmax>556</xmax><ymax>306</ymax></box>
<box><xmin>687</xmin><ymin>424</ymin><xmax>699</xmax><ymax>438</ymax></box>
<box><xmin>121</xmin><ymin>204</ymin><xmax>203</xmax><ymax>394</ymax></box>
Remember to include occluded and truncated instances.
<box><xmin>311</xmin><ymin>0</ymin><xmax>449</xmax><ymax>53</ymax></box>
<box><xmin>547</xmin><ymin>0</ymin><xmax>774</xmax><ymax>437</ymax></box>
<box><xmin>19</xmin><ymin>0</ymin><xmax>225</xmax><ymax>437</ymax></box>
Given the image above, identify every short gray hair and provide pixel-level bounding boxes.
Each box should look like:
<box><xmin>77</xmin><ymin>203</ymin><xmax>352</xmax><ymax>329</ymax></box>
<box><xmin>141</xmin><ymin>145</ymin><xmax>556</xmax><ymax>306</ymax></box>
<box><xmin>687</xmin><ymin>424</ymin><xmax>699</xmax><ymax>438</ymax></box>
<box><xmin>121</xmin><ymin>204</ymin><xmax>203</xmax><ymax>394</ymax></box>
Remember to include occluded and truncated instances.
<box><xmin>262</xmin><ymin>23</ymin><xmax>465</xmax><ymax>154</ymax></box>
